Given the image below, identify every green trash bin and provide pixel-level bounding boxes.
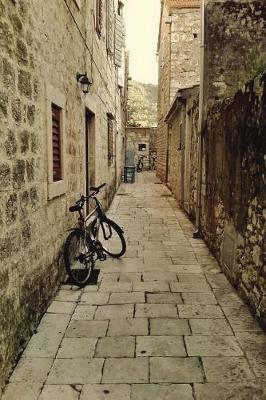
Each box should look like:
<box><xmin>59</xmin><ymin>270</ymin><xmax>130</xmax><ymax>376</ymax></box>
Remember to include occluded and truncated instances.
<box><xmin>124</xmin><ymin>166</ymin><xmax>135</xmax><ymax>183</ymax></box>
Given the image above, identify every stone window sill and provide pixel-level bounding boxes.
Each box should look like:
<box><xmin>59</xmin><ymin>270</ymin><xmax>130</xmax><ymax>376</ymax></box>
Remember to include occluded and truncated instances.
<box><xmin>48</xmin><ymin>180</ymin><xmax>67</xmax><ymax>200</ymax></box>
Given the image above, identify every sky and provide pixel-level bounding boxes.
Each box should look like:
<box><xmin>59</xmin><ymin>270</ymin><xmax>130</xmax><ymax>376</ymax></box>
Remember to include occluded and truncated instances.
<box><xmin>124</xmin><ymin>0</ymin><xmax>161</xmax><ymax>85</ymax></box>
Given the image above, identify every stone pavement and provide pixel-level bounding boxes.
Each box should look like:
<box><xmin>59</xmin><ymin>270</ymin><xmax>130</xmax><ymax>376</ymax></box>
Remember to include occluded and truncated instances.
<box><xmin>2</xmin><ymin>172</ymin><xmax>266</xmax><ymax>399</ymax></box>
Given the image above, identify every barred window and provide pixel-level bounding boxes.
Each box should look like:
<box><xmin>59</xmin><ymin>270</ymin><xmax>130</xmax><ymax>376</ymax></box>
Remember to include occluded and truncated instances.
<box><xmin>51</xmin><ymin>104</ymin><xmax>62</xmax><ymax>182</ymax></box>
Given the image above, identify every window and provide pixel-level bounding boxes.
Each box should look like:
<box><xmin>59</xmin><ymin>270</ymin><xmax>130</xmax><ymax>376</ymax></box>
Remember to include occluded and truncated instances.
<box><xmin>118</xmin><ymin>0</ymin><xmax>123</xmax><ymax>16</ymax></box>
<box><xmin>107</xmin><ymin>115</ymin><xmax>114</xmax><ymax>165</ymax></box>
<box><xmin>106</xmin><ymin>0</ymin><xmax>114</xmax><ymax>55</ymax></box>
<box><xmin>46</xmin><ymin>84</ymin><xmax>67</xmax><ymax>200</ymax></box>
<box><xmin>51</xmin><ymin>104</ymin><xmax>62</xmax><ymax>182</ymax></box>
<box><xmin>138</xmin><ymin>144</ymin><xmax>146</xmax><ymax>151</ymax></box>
<box><xmin>114</xmin><ymin>8</ymin><xmax>125</xmax><ymax>67</ymax></box>
<box><xmin>96</xmin><ymin>0</ymin><xmax>103</xmax><ymax>37</ymax></box>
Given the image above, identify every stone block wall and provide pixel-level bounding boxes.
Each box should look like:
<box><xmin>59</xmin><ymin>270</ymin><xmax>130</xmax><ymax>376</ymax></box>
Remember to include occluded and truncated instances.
<box><xmin>0</xmin><ymin>0</ymin><xmax>126</xmax><ymax>390</ymax></box>
<box><xmin>156</xmin><ymin>0</ymin><xmax>200</xmax><ymax>182</ymax></box>
<box><xmin>200</xmin><ymin>0</ymin><xmax>266</xmax><ymax>327</ymax></box>
<box><xmin>166</xmin><ymin>86</ymin><xmax>199</xmax><ymax>219</ymax></box>
<box><xmin>170</xmin><ymin>9</ymin><xmax>200</xmax><ymax>102</ymax></box>
<box><xmin>201</xmin><ymin>73</ymin><xmax>266</xmax><ymax>326</ymax></box>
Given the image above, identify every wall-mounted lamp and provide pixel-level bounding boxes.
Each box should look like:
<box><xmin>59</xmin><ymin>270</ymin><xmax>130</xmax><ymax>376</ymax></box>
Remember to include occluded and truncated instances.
<box><xmin>76</xmin><ymin>72</ymin><xmax>92</xmax><ymax>94</ymax></box>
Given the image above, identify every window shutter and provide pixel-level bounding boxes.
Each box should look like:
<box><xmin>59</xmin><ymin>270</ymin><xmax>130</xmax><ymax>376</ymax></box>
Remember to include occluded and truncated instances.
<box><xmin>114</xmin><ymin>14</ymin><xmax>124</xmax><ymax>67</ymax></box>
<box><xmin>108</xmin><ymin>117</ymin><xmax>114</xmax><ymax>165</ymax></box>
<box><xmin>96</xmin><ymin>0</ymin><xmax>103</xmax><ymax>36</ymax></box>
<box><xmin>51</xmin><ymin>104</ymin><xmax>62</xmax><ymax>181</ymax></box>
<box><xmin>106</xmin><ymin>0</ymin><xmax>114</xmax><ymax>54</ymax></box>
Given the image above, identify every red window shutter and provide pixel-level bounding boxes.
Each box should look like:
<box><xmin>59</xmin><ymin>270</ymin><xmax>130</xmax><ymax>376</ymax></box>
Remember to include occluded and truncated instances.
<box><xmin>51</xmin><ymin>104</ymin><xmax>62</xmax><ymax>181</ymax></box>
<box><xmin>96</xmin><ymin>0</ymin><xmax>103</xmax><ymax>36</ymax></box>
<box><xmin>108</xmin><ymin>118</ymin><xmax>114</xmax><ymax>165</ymax></box>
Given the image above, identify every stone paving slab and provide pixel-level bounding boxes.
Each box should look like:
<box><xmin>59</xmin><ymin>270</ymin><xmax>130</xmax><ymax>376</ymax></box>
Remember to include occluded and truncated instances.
<box><xmin>57</xmin><ymin>338</ymin><xmax>97</xmax><ymax>358</ymax></box>
<box><xmin>47</xmin><ymin>358</ymin><xmax>104</xmax><ymax>384</ymax></box>
<box><xmin>66</xmin><ymin>320</ymin><xmax>108</xmax><ymax>338</ymax></box>
<box><xmin>9</xmin><ymin>358</ymin><xmax>54</xmax><ymax>383</ymax></box>
<box><xmin>80</xmin><ymin>292</ymin><xmax>110</xmax><ymax>305</ymax></box>
<box><xmin>190</xmin><ymin>318</ymin><xmax>234</xmax><ymax>335</ymax></box>
<box><xmin>185</xmin><ymin>335</ymin><xmax>244</xmax><ymax>356</ymax></box>
<box><xmin>202</xmin><ymin>356</ymin><xmax>256</xmax><ymax>383</ymax></box>
<box><xmin>178</xmin><ymin>304</ymin><xmax>224</xmax><ymax>319</ymax></box>
<box><xmin>109</xmin><ymin>292</ymin><xmax>145</xmax><ymax>304</ymax></box>
<box><xmin>95</xmin><ymin>337</ymin><xmax>135</xmax><ymax>358</ymax></box>
<box><xmin>194</xmin><ymin>383</ymin><xmax>265</xmax><ymax>399</ymax></box>
<box><xmin>146</xmin><ymin>292</ymin><xmax>183</xmax><ymax>304</ymax></box>
<box><xmin>3</xmin><ymin>173</ymin><xmax>265</xmax><ymax>399</ymax></box>
<box><xmin>47</xmin><ymin>301</ymin><xmax>76</xmax><ymax>314</ymax></box>
<box><xmin>107</xmin><ymin>318</ymin><xmax>148</xmax><ymax>336</ymax></box>
<box><xmin>150</xmin><ymin>318</ymin><xmax>191</xmax><ymax>335</ymax></box>
<box><xmin>136</xmin><ymin>335</ymin><xmax>186</xmax><ymax>356</ymax></box>
<box><xmin>2</xmin><ymin>383</ymin><xmax>42</xmax><ymax>400</ymax></box>
<box><xmin>150</xmin><ymin>357</ymin><xmax>204</xmax><ymax>383</ymax></box>
<box><xmin>182</xmin><ymin>292</ymin><xmax>217</xmax><ymax>304</ymax></box>
<box><xmin>131</xmin><ymin>384</ymin><xmax>194</xmax><ymax>400</ymax></box>
<box><xmin>80</xmin><ymin>384</ymin><xmax>130</xmax><ymax>400</ymax></box>
<box><xmin>170</xmin><ymin>282</ymin><xmax>212</xmax><ymax>293</ymax></box>
<box><xmin>39</xmin><ymin>385</ymin><xmax>80</xmax><ymax>400</ymax></box>
<box><xmin>22</xmin><ymin>314</ymin><xmax>71</xmax><ymax>358</ymax></box>
<box><xmin>135</xmin><ymin>303</ymin><xmax>177</xmax><ymax>318</ymax></box>
<box><xmin>102</xmin><ymin>358</ymin><xmax>149</xmax><ymax>383</ymax></box>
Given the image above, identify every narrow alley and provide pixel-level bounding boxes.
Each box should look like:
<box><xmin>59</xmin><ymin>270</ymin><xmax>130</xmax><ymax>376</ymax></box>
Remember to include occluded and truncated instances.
<box><xmin>3</xmin><ymin>173</ymin><xmax>265</xmax><ymax>400</ymax></box>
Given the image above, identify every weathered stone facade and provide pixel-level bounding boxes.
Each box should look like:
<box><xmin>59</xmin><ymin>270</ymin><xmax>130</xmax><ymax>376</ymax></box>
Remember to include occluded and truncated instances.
<box><xmin>125</xmin><ymin>127</ymin><xmax>157</xmax><ymax>170</ymax></box>
<box><xmin>199</xmin><ymin>0</ymin><xmax>266</xmax><ymax>328</ymax></box>
<box><xmin>157</xmin><ymin>0</ymin><xmax>200</xmax><ymax>181</ymax></box>
<box><xmin>0</xmin><ymin>0</ymin><xmax>126</xmax><ymax>390</ymax></box>
<box><xmin>160</xmin><ymin>0</ymin><xmax>266</xmax><ymax>328</ymax></box>
<box><xmin>165</xmin><ymin>86</ymin><xmax>199</xmax><ymax>220</ymax></box>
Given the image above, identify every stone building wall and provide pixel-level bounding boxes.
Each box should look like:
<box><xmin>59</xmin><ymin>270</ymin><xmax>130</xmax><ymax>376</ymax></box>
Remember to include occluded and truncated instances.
<box><xmin>126</xmin><ymin>127</ymin><xmax>157</xmax><ymax>170</ymax></box>
<box><xmin>0</xmin><ymin>0</ymin><xmax>126</xmax><ymax>390</ymax></box>
<box><xmin>200</xmin><ymin>1</ymin><xmax>266</xmax><ymax>327</ymax></box>
<box><xmin>165</xmin><ymin>86</ymin><xmax>199</xmax><ymax>219</ymax></box>
<box><xmin>156</xmin><ymin>0</ymin><xmax>200</xmax><ymax>182</ymax></box>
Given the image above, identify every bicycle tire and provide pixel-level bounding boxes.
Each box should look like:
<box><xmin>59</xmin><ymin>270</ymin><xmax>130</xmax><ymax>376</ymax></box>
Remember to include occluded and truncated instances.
<box><xmin>63</xmin><ymin>229</ymin><xmax>94</xmax><ymax>287</ymax></box>
<box><xmin>89</xmin><ymin>218</ymin><xmax>126</xmax><ymax>258</ymax></box>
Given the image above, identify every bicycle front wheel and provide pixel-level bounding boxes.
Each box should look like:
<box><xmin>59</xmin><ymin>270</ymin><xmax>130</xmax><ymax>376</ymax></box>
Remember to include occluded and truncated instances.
<box><xmin>90</xmin><ymin>218</ymin><xmax>126</xmax><ymax>258</ymax></box>
<box><xmin>63</xmin><ymin>229</ymin><xmax>94</xmax><ymax>287</ymax></box>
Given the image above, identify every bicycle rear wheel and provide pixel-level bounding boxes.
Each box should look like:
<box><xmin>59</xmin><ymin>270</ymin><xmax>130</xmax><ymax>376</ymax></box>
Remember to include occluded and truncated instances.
<box><xmin>89</xmin><ymin>218</ymin><xmax>126</xmax><ymax>258</ymax></box>
<box><xmin>63</xmin><ymin>229</ymin><xmax>94</xmax><ymax>287</ymax></box>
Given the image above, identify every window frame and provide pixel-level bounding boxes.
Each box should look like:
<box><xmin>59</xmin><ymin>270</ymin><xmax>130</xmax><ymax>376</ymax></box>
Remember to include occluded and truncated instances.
<box><xmin>46</xmin><ymin>84</ymin><xmax>67</xmax><ymax>200</ymax></box>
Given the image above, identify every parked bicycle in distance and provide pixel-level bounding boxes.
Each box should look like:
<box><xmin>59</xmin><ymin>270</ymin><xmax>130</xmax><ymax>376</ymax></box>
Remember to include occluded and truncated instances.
<box><xmin>64</xmin><ymin>183</ymin><xmax>126</xmax><ymax>287</ymax></box>
<box><xmin>136</xmin><ymin>156</ymin><xmax>145</xmax><ymax>172</ymax></box>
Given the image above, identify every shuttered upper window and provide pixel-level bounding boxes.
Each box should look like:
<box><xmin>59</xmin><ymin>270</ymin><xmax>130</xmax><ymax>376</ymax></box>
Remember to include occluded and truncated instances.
<box><xmin>96</xmin><ymin>0</ymin><xmax>103</xmax><ymax>37</ymax></box>
<box><xmin>106</xmin><ymin>0</ymin><xmax>114</xmax><ymax>54</ymax></box>
<box><xmin>51</xmin><ymin>104</ymin><xmax>62</xmax><ymax>182</ymax></box>
<box><xmin>46</xmin><ymin>84</ymin><xmax>66</xmax><ymax>200</ymax></box>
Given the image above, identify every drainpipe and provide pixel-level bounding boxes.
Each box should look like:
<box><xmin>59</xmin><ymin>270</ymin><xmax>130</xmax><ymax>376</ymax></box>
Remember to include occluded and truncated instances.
<box><xmin>194</xmin><ymin>0</ymin><xmax>205</xmax><ymax>238</ymax></box>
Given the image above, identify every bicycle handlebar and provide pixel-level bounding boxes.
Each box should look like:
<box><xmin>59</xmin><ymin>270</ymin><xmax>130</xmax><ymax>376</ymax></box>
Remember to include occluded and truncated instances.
<box><xmin>90</xmin><ymin>183</ymin><xmax>106</xmax><ymax>193</ymax></box>
<box><xmin>69</xmin><ymin>183</ymin><xmax>106</xmax><ymax>213</ymax></box>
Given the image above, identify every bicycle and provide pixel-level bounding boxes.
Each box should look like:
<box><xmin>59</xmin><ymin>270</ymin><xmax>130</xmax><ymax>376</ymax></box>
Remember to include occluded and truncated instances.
<box><xmin>136</xmin><ymin>156</ymin><xmax>144</xmax><ymax>172</ymax></box>
<box><xmin>63</xmin><ymin>183</ymin><xmax>126</xmax><ymax>287</ymax></box>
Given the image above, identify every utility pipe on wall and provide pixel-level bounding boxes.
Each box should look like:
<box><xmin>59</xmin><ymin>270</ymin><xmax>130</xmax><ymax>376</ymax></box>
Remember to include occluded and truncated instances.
<box><xmin>194</xmin><ymin>0</ymin><xmax>205</xmax><ymax>238</ymax></box>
